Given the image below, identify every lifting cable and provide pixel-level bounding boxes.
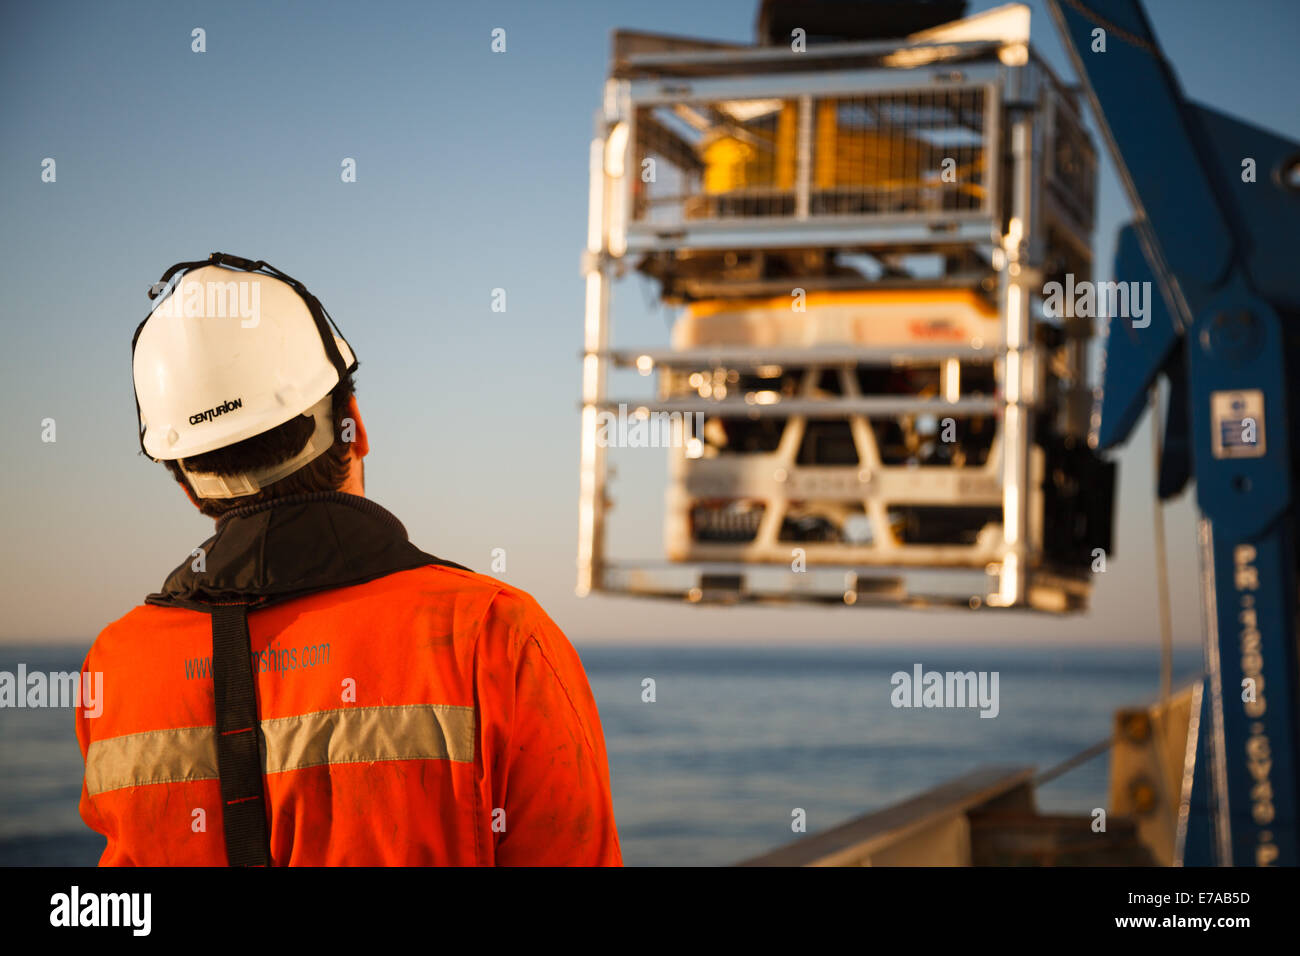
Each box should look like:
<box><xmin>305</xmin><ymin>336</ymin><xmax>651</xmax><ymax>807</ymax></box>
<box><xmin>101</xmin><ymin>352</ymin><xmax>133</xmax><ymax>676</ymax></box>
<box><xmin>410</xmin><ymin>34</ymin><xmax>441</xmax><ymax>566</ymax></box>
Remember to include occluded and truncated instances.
<box><xmin>1150</xmin><ymin>383</ymin><xmax>1174</xmax><ymax>703</ymax></box>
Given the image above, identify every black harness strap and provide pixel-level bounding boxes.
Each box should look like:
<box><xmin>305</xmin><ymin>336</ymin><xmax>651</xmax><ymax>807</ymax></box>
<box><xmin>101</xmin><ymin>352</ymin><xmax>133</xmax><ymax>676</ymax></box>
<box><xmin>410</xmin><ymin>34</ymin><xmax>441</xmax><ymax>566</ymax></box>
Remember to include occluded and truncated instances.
<box><xmin>210</xmin><ymin>603</ymin><xmax>271</xmax><ymax>867</ymax></box>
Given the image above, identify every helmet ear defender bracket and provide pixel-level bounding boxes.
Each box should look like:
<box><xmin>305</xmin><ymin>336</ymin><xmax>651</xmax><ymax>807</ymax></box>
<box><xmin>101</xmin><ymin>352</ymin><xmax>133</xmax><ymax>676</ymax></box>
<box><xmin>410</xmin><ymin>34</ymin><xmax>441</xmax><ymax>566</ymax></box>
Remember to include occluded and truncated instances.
<box><xmin>132</xmin><ymin>252</ymin><xmax>360</xmax><ymax>497</ymax></box>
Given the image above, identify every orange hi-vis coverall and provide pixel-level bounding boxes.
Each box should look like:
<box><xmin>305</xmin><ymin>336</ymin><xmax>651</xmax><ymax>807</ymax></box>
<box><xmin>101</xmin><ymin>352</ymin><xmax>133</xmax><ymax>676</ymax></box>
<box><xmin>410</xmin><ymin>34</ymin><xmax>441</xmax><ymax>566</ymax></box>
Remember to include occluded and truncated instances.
<box><xmin>75</xmin><ymin>492</ymin><xmax>622</xmax><ymax>865</ymax></box>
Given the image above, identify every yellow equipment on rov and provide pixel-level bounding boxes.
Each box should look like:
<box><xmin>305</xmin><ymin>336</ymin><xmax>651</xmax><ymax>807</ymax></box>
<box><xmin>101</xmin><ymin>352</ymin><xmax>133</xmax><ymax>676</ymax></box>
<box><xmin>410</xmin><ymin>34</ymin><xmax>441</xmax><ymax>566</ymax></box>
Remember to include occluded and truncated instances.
<box><xmin>700</xmin><ymin>101</ymin><xmax>985</xmax><ymax>200</ymax></box>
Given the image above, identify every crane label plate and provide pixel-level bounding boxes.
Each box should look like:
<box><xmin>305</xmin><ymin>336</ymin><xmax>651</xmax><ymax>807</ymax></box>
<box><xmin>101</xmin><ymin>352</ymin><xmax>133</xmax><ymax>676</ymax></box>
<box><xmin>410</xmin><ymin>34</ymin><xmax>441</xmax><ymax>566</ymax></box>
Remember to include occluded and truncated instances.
<box><xmin>1211</xmin><ymin>390</ymin><xmax>1266</xmax><ymax>459</ymax></box>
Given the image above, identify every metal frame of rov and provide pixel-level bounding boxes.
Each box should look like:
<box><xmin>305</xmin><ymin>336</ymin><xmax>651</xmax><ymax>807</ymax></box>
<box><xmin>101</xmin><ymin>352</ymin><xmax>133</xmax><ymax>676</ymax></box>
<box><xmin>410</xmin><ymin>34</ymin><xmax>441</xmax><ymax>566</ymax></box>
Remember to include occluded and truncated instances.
<box><xmin>578</xmin><ymin>9</ymin><xmax>1112</xmax><ymax>612</ymax></box>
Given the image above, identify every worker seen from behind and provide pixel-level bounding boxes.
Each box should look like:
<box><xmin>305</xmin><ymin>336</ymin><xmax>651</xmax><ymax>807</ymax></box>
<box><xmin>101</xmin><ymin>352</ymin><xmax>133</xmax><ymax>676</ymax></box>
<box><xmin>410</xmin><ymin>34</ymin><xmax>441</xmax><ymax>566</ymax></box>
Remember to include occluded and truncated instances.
<box><xmin>76</xmin><ymin>252</ymin><xmax>622</xmax><ymax>866</ymax></box>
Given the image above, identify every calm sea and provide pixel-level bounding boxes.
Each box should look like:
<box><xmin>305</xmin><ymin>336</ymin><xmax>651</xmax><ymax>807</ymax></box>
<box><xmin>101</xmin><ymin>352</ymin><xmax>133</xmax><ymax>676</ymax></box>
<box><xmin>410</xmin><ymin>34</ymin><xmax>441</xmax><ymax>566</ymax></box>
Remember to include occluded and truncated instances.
<box><xmin>0</xmin><ymin>643</ymin><xmax>1200</xmax><ymax>867</ymax></box>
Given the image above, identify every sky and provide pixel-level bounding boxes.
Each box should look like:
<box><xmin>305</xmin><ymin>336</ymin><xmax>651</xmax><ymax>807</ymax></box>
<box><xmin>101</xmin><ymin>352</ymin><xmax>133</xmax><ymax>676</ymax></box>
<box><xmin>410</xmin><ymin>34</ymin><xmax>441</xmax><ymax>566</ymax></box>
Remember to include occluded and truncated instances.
<box><xmin>1</xmin><ymin>0</ymin><xmax>1296</xmax><ymax>647</ymax></box>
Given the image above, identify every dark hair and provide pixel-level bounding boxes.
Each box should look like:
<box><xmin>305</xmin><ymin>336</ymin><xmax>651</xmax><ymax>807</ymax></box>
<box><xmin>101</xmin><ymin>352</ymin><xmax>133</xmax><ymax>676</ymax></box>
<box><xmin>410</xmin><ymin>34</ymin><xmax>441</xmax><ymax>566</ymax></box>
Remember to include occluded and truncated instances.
<box><xmin>164</xmin><ymin>372</ymin><xmax>357</xmax><ymax>518</ymax></box>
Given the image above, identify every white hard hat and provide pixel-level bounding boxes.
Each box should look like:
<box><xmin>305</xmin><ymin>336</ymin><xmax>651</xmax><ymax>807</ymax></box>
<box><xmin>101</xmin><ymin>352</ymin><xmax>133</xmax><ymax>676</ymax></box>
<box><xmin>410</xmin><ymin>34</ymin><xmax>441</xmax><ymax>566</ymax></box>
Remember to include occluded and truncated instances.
<box><xmin>132</xmin><ymin>254</ymin><xmax>358</xmax><ymax>497</ymax></box>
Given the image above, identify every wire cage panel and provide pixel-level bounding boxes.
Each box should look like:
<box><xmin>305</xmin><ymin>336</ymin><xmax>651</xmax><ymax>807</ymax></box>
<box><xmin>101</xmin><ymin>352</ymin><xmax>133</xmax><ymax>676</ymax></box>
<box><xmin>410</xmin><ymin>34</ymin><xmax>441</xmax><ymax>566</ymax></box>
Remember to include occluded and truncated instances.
<box><xmin>629</xmin><ymin>82</ymin><xmax>997</xmax><ymax>234</ymax></box>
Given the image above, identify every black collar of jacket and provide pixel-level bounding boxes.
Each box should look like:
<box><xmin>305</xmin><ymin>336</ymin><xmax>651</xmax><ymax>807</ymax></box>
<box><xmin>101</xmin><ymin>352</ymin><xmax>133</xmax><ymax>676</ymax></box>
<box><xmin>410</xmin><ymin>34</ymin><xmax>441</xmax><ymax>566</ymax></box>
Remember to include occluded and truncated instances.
<box><xmin>145</xmin><ymin>491</ymin><xmax>468</xmax><ymax>611</ymax></box>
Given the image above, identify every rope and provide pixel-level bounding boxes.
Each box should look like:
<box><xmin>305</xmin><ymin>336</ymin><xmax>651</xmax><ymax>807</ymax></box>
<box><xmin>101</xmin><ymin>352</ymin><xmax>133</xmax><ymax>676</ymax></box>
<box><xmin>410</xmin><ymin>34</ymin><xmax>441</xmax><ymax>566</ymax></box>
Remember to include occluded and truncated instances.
<box><xmin>1059</xmin><ymin>0</ymin><xmax>1160</xmax><ymax>56</ymax></box>
<box><xmin>1034</xmin><ymin>736</ymin><xmax>1113</xmax><ymax>787</ymax></box>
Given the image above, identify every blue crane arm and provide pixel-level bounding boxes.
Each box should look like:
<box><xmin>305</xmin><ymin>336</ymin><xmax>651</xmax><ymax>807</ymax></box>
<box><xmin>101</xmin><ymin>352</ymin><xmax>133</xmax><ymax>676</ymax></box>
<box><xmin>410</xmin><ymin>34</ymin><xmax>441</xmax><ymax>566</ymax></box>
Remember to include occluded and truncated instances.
<box><xmin>1046</xmin><ymin>0</ymin><xmax>1300</xmax><ymax>865</ymax></box>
